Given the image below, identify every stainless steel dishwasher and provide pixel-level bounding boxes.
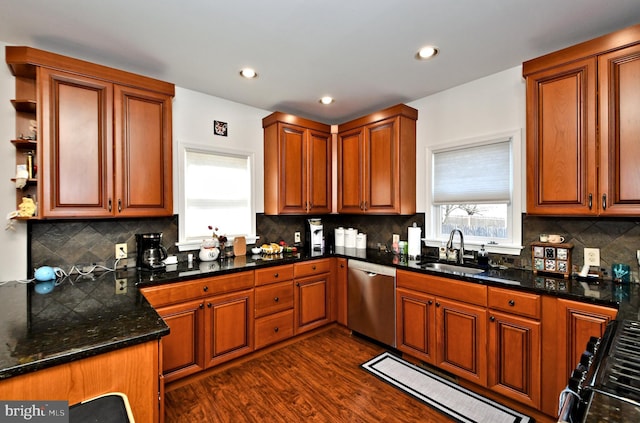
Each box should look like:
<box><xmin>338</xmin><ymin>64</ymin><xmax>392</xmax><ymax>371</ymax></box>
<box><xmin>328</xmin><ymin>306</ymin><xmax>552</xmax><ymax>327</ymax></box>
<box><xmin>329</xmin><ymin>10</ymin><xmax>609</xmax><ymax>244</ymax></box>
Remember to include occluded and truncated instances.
<box><xmin>347</xmin><ymin>259</ymin><xmax>396</xmax><ymax>347</ymax></box>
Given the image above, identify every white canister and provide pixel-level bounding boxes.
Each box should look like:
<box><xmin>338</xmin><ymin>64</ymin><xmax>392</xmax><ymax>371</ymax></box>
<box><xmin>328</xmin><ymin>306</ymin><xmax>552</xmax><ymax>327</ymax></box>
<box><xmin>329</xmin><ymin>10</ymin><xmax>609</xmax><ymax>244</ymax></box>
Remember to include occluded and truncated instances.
<box><xmin>344</xmin><ymin>228</ymin><xmax>357</xmax><ymax>248</ymax></box>
<box><xmin>356</xmin><ymin>233</ymin><xmax>367</xmax><ymax>249</ymax></box>
<box><xmin>334</xmin><ymin>227</ymin><xmax>345</xmax><ymax>247</ymax></box>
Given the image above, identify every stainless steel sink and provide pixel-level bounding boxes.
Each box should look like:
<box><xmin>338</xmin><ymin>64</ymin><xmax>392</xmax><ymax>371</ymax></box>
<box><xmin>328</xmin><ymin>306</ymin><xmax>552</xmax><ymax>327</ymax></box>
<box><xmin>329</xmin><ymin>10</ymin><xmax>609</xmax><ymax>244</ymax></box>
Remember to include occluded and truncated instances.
<box><xmin>421</xmin><ymin>262</ymin><xmax>486</xmax><ymax>275</ymax></box>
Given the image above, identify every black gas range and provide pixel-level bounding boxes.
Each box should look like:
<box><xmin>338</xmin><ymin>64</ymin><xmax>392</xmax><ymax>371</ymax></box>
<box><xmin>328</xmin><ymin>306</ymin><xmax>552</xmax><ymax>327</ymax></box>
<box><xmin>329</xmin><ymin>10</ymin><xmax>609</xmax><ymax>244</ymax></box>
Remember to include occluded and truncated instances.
<box><xmin>559</xmin><ymin>320</ymin><xmax>640</xmax><ymax>422</ymax></box>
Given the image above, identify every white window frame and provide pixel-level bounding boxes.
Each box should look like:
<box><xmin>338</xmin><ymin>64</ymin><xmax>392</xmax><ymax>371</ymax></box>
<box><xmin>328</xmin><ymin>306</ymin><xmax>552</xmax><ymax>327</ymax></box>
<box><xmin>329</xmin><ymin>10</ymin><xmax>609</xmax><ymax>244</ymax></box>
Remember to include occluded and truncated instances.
<box><xmin>175</xmin><ymin>141</ymin><xmax>257</xmax><ymax>251</ymax></box>
<box><xmin>425</xmin><ymin>129</ymin><xmax>523</xmax><ymax>256</ymax></box>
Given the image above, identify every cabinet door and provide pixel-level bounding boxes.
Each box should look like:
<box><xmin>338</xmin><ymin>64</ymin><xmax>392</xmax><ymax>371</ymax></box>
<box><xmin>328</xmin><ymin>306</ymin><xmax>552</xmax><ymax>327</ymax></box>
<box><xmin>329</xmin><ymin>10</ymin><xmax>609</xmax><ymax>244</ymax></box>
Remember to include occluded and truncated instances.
<box><xmin>335</xmin><ymin>258</ymin><xmax>348</xmax><ymax>325</ymax></box>
<box><xmin>556</xmin><ymin>299</ymin><xmax>616</xmax><ymax>386</ymax></box>
<box><xmin>435</xmin><ymin>298</ymin><xmax>487</xmax><ymax>386</ymax></box>
<box><xmin>39</xmin><ymin>68</ymin><xmax>114</xmax><ymax>217</ymax></box>
<box><xmin>396</xmin><ymin>288</ymin><xmax>436</xmax><ymax>364</ymax></box>
<box><xmin>307</xmin><ymin>129</ymin><xmax>332</xmax><ymax>214</ymax></box>
<box><xmin>599</xmin><ymin>43</ymin><xmax>640</xmax><ymax>215</ymax></box>
<box><xmin>277</xmin><ymin>123</ymin><xmax>307</xmax><ymax>213</ymax></box>
<box><xmin>114</xmin><ymin>85</ymin><xmax>173</xmax><ymax>216</ymax></box>
<box><xmin>204</xmin><ymin>289</ymin><xmax>254</xmax><ymax>368</ymax></box>
<box><xmin>525</xmin><ymin>58</ymin><xmax>597</xmax><ymax>215</ymax></box>
<box><xmin>337</xmin><ymin>127</ymin><xmax>365</xmax><ymax>213</ymax></box>
<box><xmin>294</xmin><ymin>273</ymin><xmax>330</xmax><ymax>334</ymax></box>
<box><xmin>156</xmin><ymin>299</ymin><xmax>205</xmax><ymax>383</ymax></box>
<box><xmin>364</xmin><ymin>117</ymin><xmax>399</xmax><ymax>213</ymax></box>
<box><xmin>488</xmin><ymin>311</ymin><xmax>541</xmax><ymax>408</ymax></box>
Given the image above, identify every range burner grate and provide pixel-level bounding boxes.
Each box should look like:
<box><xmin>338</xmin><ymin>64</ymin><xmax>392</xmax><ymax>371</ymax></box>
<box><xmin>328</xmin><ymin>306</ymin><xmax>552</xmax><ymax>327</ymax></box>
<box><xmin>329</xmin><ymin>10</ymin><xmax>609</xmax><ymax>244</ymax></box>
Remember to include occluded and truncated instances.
<box><xmin>595</xmin><ymin>320</ymin><xmax>640</xmax><ymax>404</ymax></box>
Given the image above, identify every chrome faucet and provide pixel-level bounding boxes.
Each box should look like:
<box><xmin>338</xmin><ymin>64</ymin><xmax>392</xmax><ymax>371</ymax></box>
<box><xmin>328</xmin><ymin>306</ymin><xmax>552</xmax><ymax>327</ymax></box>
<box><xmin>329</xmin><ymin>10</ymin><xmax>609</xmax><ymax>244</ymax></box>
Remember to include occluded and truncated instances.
<box><xmin>446</xmin><ymin>229</ymin><xmax>465</xmax><ymax>264</ymax></box>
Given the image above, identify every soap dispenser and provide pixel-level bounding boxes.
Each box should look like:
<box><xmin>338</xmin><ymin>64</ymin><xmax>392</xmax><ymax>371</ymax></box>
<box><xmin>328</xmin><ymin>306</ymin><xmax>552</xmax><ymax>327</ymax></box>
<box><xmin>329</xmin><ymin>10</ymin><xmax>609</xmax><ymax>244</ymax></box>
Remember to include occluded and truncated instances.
<box><xmin>478</xmin><ymin>244</ymin><xmax>489</xmax><ymax>267</ymax></box>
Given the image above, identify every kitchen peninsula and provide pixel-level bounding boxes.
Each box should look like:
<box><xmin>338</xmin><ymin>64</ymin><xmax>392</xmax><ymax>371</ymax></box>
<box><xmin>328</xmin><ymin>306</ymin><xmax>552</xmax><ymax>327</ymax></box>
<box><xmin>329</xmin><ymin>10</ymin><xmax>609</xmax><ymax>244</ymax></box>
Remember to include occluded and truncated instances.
<box><xmin>0</xmin><ymin>249</ymin><xmax>632</xmax><ymax>421</ymax></box>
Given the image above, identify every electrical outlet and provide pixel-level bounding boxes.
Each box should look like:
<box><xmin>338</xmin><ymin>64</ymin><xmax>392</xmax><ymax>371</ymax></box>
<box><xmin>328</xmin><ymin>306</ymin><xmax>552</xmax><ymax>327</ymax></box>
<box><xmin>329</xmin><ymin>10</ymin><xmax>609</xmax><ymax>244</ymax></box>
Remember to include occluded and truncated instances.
<box><xmin>115</xmin><ymin>243</ymin><xmax>127</xmax><ymax>259</ymax></box>
<box><xmin>584</xmin><ymin>248</ymin><xmax>600</xmax><ymax>267</ymax></box>
<box><xmin>115</xmin><ymin>279</ymin><xmax>127</xmax><ymax>294</ymax></box>
<box><xmin>294</xmin><ymin>232</ymin><xmax>301</xmax><ymax>243</ymax></box>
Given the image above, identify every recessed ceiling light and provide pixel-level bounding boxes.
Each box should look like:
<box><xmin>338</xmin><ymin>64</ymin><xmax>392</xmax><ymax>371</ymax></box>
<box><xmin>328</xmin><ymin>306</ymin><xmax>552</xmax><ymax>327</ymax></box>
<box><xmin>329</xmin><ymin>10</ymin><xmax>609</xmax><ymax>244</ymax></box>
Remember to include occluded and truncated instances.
<box><xmin>416</xmin><ymin>46</ymin><xmax>439</xmax><ymax>60</ymax></box>
<box><xmin>239</xmin><ymin>68</ymin><xmax>258</xmax><ymax>79</ymax></box>
<box><xmin>319</xmin><ymin>96</ymin><xmax>334</xmax><ymax>105</ymax></box>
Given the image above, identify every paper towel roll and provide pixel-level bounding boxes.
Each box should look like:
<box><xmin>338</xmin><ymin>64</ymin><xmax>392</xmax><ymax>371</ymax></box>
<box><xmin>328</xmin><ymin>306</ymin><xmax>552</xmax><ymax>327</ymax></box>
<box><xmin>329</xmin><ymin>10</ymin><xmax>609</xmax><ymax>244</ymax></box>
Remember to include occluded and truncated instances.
<box><xmin>408</xmin><ymin>226</ymin><xmax>422</xmax><ymax>259</ymax></box>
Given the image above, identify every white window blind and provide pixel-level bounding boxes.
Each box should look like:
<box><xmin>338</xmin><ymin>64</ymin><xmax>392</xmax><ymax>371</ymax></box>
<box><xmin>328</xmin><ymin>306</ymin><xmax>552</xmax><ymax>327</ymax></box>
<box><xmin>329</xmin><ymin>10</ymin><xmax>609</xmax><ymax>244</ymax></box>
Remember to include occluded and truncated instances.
<box><xmin>184</xmin><ymin>149</ymin><xmax>253</xmax><ymax>241</ymax></box>
<box><xmin>432</xmin><ymin>140</ymin><xmax>512</xmax><ymax>205</ymax></box>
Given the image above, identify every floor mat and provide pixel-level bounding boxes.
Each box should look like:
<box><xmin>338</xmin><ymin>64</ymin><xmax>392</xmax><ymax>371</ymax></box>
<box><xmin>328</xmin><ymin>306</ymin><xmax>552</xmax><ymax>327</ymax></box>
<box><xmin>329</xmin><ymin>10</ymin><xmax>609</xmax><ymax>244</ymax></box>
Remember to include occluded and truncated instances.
<box><xmin>361</xmin><ymin>352</ymin><xmax>533</xmax><ymax>423</ymax></box>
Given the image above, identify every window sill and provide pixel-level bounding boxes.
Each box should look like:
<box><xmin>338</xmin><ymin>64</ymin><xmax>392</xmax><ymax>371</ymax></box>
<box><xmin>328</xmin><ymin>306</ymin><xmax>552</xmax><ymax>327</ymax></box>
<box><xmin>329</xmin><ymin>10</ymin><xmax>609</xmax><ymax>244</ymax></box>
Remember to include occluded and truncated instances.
<box><xmin>176</xmin><ymin>235</ymin><xmax>260</xmax><ymax>252</ymax></box>
<box><xmin>422</xmin><ymin>238</ymin><xmax>523</xmax><ymax>256</ymax></box>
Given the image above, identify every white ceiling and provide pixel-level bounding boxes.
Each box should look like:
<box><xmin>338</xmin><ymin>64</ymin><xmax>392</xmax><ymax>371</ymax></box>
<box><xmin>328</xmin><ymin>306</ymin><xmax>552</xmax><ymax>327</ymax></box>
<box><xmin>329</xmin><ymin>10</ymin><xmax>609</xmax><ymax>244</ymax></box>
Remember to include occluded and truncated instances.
<box><xmin>1</xmin><ymin>1</ymin><xmax>638</xmax><ymax>123</ymax></box>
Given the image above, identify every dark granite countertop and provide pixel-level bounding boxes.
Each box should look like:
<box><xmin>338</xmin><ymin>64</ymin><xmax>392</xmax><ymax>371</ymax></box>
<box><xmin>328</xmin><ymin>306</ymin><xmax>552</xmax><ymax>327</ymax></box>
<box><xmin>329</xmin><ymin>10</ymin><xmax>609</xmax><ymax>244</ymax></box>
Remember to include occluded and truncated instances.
<box><xmin>0</xmin><ymin>274</ymin><xmax>168</xmax><ymax>380</ymax></box>
<box><xmin>2</xmin><ymin>246</ymin><xmax>638</xmax><ymax>423</ymax></box>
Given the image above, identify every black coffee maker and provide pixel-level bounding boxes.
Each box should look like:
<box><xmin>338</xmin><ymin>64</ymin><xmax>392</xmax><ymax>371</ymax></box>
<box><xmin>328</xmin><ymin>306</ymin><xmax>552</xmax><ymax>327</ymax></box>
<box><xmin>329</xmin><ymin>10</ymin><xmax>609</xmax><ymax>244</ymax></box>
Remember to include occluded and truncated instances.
<box><xmin>136</xmin><ymin>233</ymin><xmax>168</xmax><ymax>270</ymax></box>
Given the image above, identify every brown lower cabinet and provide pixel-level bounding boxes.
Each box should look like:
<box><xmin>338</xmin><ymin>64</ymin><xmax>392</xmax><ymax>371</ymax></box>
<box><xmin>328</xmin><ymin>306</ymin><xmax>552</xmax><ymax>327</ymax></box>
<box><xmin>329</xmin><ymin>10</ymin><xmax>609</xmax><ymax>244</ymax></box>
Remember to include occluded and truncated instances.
<box><xmin>396</xmin><ymin>269</ymin><xmax>616</xmax><ymax>417</ymax></box>
<box><xmin>141</xmin><ymin>271</ymin><xmax>255</xmax><ymax>383</ymax></box>
<box><xmin>294</xmin><ymin>259</ymin><xmax>332</xmax><ymax>334</ymax></box>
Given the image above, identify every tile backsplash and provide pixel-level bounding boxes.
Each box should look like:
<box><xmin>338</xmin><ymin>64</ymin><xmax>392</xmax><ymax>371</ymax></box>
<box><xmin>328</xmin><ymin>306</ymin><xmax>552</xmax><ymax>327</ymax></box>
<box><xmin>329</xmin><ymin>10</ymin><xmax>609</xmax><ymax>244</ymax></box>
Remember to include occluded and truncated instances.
<box><xmin>27</xmin><ymin>213</ymin><xmax>640</xmax><ymax>281</ymax></box>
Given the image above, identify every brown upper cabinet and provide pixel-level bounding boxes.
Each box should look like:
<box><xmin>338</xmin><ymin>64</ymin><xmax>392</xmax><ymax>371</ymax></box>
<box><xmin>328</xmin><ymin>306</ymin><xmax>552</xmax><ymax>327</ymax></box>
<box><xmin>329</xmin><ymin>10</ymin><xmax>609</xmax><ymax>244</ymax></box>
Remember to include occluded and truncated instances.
<box><xmin>263</xmin><ymin>113</ymin><xmax>332</xmax><ymax>215</ymax></box>
<box><xmin>337</xmin><ymin>104</ymin><xmax>417</xmax><ymax>214</ymax></box>
<box><xmin>6</xmin><ymin>46</ymin><xmax>174</xmax><ymax>218</ymax></box>
<box><xmin>523</xmin><ymin>24</ymin><xmax>640</xmax><ymax>216</ymax></box>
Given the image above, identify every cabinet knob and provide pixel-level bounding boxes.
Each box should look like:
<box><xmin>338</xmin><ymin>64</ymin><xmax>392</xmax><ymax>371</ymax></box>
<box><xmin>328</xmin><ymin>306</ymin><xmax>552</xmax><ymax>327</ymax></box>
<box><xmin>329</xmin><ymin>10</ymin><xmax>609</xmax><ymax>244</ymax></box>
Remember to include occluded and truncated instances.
<box><xmin>427</xmin><ymin>300</ymin><xmax>433</xmax><ymax>305</ymax></box>
<box><xmin>296</xmin><ymin>282</ymin><xmax>300</xmax><ymax>287</ymax></box>
<box><xmin>340</xmin><ymin>263</ymin><xmax>345</xmax><ymax>268</ymax></box>
<box><xmin>199</xmin><ymin>303</ymin><xmax>204</xmax><ymax>309</ymax></box>
<box><xmin>602</xmin><ymin>194</ymin><xmax>607</xmax><ymax>210</ymax></box>
<box><xmin>312</xmin><ymin>265</ymin><xmax>316</xmax><ymax>270</ymax></box>
<box><xmin>207</xmin><ymin>302</ymin><xmax>212</xmax><ymax>308</ymax></box>
<box><xmin>274</xmin><ymin>297</ymin><xmax>279</xmax><ymax>302</ymax></box>
<box><xmin>108</xmin><ymin>199</ymin><xmax>112</xmax><ymax>212</ymax></box>
<box><xmin>588</xmin><ymin>193</ymin><xmax>593</xmax><ymax>209</ymax></box>
<box><xmin>274</xmin><ymin>327</ymin><xmax>279</xmax><ymax>333</ymax></box>
<box><xmin>490</xmin><ymin>316</ymin><xmax>495</xmax><ymax>322</ymax></box>
<box><xmin>203</xmin><ymin>286</ymin><xmax>209</xmax><ymax>292</ymax></box>
<box><xmin>118</xmin><ymin>199</ymin><xmax>122</xmax><ymax>212</ymax></box>
<box><xmin>274</xmin><ymin>273</ymin><xmax>279</xmax><ymax>278</ymax></box>
<box><xmin>508</xmin><ymin>299</ymin><xmax>515</xmax><ymax>306</ymax></box>
<box><xmin>435</xmin><ymin>302</ymin><xmax>440</xmax><ymax>307</ymax></box>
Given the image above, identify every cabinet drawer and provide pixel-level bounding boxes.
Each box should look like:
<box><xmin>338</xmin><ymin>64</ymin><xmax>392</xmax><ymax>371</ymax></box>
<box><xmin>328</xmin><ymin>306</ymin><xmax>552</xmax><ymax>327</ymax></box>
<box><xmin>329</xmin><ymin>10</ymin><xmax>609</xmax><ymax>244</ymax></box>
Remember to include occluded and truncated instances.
<box><xmin>142</xmin><ymin>271</ymin><xmax>254</xmax><ymax>307</ymax></box>
<box><xmin>255</xmin><ymin>310</ymin><xmax>294</xmax><ymax>349</ymax></box>
<box><xmin>255</xmin><ymin>281</ymin><xmax>294</xmax><ymax>317</ymax></box>
<box><xmin>488</xmin><ymin>287</ymin><xmax>541</xmax><ymax>319</ymax></box>
<box><xmin>396</xmin><ymin>269</ymin><xmax>487</xmax><ymax>307</ymax></box>
<box><xmin>294</xmin><ymin>259</ymin><xmax>331</xmax><ymax>278</ymax></box>
<box><xmin>255</xmin><ymin>265</ymin><xmax>294</xmax><ymax>286</ymax></box>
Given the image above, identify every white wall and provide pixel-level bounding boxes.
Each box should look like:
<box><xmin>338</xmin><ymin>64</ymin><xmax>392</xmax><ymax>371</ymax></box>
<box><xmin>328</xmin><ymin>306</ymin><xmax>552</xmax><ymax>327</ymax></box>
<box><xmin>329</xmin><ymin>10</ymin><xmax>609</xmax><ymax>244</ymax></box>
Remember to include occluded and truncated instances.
<box><xmin>171</xmin><ymin>87</ymin><xmax>269</xmax><ymax>214</ymax></box>
<box><xmin>408</xmin><ymin>66</ymin><xmax>527</xmax><ymax>213</ymax></box>
<box><xmin>0</xmin><ymin>42</ymin><xmax>28</xmax><ymax>281</ymax></box>
<box><xmin>0</xmin><ymin>40</ymin><xmax>525</xmax><ymax>280</ymax></box>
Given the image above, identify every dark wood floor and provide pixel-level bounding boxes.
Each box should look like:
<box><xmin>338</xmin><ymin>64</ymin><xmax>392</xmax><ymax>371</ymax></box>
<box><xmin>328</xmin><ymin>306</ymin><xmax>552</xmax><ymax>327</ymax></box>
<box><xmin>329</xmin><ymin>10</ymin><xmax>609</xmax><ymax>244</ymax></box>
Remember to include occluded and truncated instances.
<box><xmin>164</xmin><ymin>326</ymin><xmax>453</xmax><ymax>422</ymax></box>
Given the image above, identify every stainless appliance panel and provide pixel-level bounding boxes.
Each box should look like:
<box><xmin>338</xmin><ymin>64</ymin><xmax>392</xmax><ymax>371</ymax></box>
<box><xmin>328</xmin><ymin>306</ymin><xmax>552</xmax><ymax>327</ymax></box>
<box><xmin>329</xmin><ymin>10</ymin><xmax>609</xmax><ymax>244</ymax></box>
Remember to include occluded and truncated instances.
<box><xmin>347</xmin><ymin>260</ymin><xmax>396</xmax><ymax>347</ymax></box>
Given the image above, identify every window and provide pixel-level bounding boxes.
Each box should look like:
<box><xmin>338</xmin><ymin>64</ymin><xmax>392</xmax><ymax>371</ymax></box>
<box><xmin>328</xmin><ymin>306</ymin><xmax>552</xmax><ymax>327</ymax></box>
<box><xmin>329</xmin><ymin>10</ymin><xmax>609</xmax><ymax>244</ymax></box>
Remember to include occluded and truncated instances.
<box><xmin>177</xmin><ymin>143</ymin><xmax>256</xmax><ymax>250</ymax></box>
<box><xmin>426</xmin><ymin>130</ymin><xmax>523</xmax><ymax>255</ymax></box>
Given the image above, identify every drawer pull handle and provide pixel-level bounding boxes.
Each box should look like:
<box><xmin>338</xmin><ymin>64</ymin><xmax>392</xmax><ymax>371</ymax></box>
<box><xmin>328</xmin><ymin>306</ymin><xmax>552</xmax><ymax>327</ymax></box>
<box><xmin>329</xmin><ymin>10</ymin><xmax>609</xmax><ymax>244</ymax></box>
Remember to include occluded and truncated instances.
<box><xmin>312</xmin><ymin>265</ymin><xmax>316</xmax><ymax>270</ymax></box>
<box><xmin>274</xmin><ymin>297</ymin><xmax>279</xmax><ymax>302</ymax></box>
<box><xmin>274</xmin><ymin>273</ymin><xmax>279</xmax><ymax>278</ymax></box>
<box><xmin>274</xmin><ymin>327</ymin><xmax>279</xmax><ymax>333</ymax></box>
<box><xmin>203</xmin><ymin>286</ymin><xmax>209</xmax><ymax>292</ymax></box>
<box><xmin>508</xmin><ymin>299</ymin><xmax>515</xmax><ymax>306</ymax></box>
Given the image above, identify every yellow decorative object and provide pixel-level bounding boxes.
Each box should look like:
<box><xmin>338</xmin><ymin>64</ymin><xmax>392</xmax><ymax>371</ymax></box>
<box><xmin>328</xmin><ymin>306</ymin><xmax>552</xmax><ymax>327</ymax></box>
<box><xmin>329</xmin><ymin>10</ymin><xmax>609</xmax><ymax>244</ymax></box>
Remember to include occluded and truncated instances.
<box><xmin>18</xmin><ymin>197</ymin><xmax>36</xmax><ymax>217</ymax></box>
